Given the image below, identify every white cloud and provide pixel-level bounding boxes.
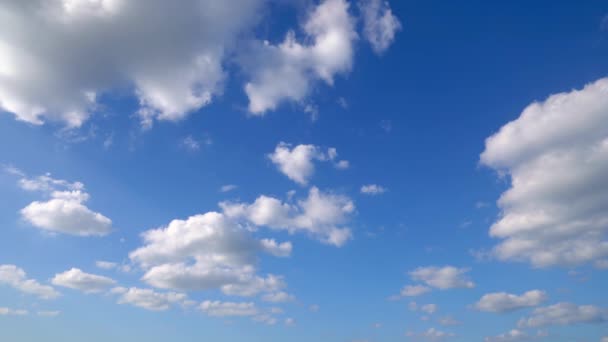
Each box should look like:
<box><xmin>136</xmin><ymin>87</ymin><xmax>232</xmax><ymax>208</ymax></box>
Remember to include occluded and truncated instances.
<box><xmin>406</xmin><ymin>328</ymin><xmax>455</xmax><ymax>341</ymax></box>
<box><xmin>409</xmin><ymin>266</ymin><xmax>475</xmax><ymax>290</ymax></box>
<box><xmin>129</xmin><ymin>211</ymin><xmax>291</xmax><ymax>297</ymax></box>
<box><xmin>261</xmin><ymin>291</ymin><xmax>296</xmax><ymax>303</ymax></box>
<box><xmin>220</xmin><ymin>184</ymin><xmax>238</xmax><ymax>193</ymax></box>
<box><xmin>180</xmin><ymin>136</ymin><xmax>201</xmax><ymax>151</ymax></box>
<box><xmin>421</xmin><ymin>304</ymin><xmax>438</xmax><ymax>314</ymax></box>
<box><xmin>51</xmin><ymin>268</ymin><xmax>116</xmax><ymax>293</ymax></box>
<box><xmin>480</xmin><ymin>77</ymin><xmax>608</xmax><ymax>267</ymax></box>
<box><xmin>517</xmin><ymin>302</ymin><xmax>608</xmax><ymax>328</ymax></box>
<box><xmin>484</xmin><ymin>329</ymin><xmax>528</xmax><ymax>342</ymax></box>
<box><xmin>358</xmin><ymin>0</ymin><xmax>401</xmax><ymax>54</ymax></box>
<box><xmin>37</xmin><ymin>310</ymin><xmax>60</xmax><ymax>317</ymax></box>
<box><xmin>0</xmin><ymin>307</ymin><xmax>28</xmax><ymax>316</ymax></box>
<box><xmin>200</xmin><ymin>301</ymin><xmax>258</xmax><ymax>317</ymax></box>
<box><xmin>474</xmin><ymin>290</ymin><xmax>547</xmax><ymax>313</ymax></box>
<box><xmin>438</xmin><ymin>316</ymin><xmax>460</xmax><ymax>326</ymax></box>
<box><xmin>12</xmin><ymin>171</ymin><xmax>112</xmax><ymax>237</ymax></box>
<box><xmin>400</xmin><ymin>285</ymin><xmax>431</xmax><ymax>297</ymax></box>
<box><xmin>285</xmin><ymin>317</ymin><xmax>296</xmax><ymax>326</ymax></box>
<box><xmin>242</xmin><ymin>0</ymin><xmax>357</xmax><ymax>114</ymax></box>
<box><xmin>267</xmin><ymin>143</ymin><xmax>348</xmax><ymax>185</ymax></box>
<box><xmin>360</xmin><ymin>184</ymin><xmax>387</xmax><ymax>195</ymax></box>
<box><xmin>0</xmin><ymin>264</ymin><xmax>60</xmax><ymax>299</ymax></box>
<box><xmin>221</xmin><ymin>187</ymin><xmax>355</xmax><ymax>246</ymax></box>
<box><xmin>0</xmin><ymin>0</ymin><xmax>264</xmax><ymax>128</ymax></box>
<box><xmin>112</xmin><ymin>287</ymin><xmax>188</xmax><ymax>311</ymax></box>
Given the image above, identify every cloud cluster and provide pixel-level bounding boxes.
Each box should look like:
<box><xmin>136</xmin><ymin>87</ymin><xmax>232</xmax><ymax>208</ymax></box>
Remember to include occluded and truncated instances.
<box><xmin>474</xmin><ymin>290</ymin><xmax>547</xmax><ymax>313</ymax></box>
<box><xmin>0</xmin><ymin>264</ymin><xmax>59</xmax><ymax>299</ymax></box>
<box><xmin>481</xmin><ymin>77</ymin><xmax>608</xmax><ymax>267</ymax></box>
<box><xmin>268</xmin><ymin>143</ymin><xmax>349</xmax><ymax>185</ymax></box>
<box><xmin>396</xmin><ymin>266</ymin><xmax>474</xmax><ymax>299</ymax></box>
<box><xmin>129</xmin><ymin>211</ymin><xmax>291</xmax><ymax>297</ymax></box>
<box><xmin>221</xmin><ymin>187</ymin><xmax>355</xmax><ymax>246</ymax></box>
<box><xmin>0</xmin><ymin>0</ymin><xmax>399</xmax><ymax>128</ymax></box>
<box><xmin>517</xmin><ymin>302</ymin><xmax>608</xmax><ymax>328</ymax></box>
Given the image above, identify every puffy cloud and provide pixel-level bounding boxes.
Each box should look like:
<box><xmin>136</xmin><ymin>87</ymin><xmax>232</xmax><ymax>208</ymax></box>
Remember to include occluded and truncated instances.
<box><xmin>474</xmin><ymin>290</ymin><xmax>547</xmax><ymax>313</ymax></box>
<box><xmin>51</xmin><ymin>268</ymin><xmax>116</xmax><ymax>293</ymax></box>
<box><xmin>200</xmin><ymin>301</ymin><xmax>258</xmax><ymax>317</ymax></box>
<box><xmin>242</xmin><ymin>0</ymin><xmax>357</xmax><ymax>114</ymax></box>
<box><xmin>400</xmin><ymin>285</ymin><xmax>431</xmax><ymax>297</ymax></box>
<box><xmin>480</xmin><ymin>77</ymin><xmax>608</xmax><ymax>267</ymax></box>
<box><xmin>221</xmin><ymin>187</ymin><xmax>355</xmax><ymax>246</ymax></box>
<box><xmin>0</xmin><ymin>0</ymin><xmax>264</xmax><ymax>127</ymax></box>
<box><xmin>517</xmin><ymin>302</ymin><xmax>608</xmax><ymax>328</ymax></box>
<box><xmin>360</xmin><ymin>184</ymin><xmax>388</xmax><ymax>195</ymax></box>
<box><xmin>0</xmin><ymin>307</ymin><xmax>28</xmax><ymax>316</ymax></box>
<box><xmin>409</xmin><ymin>266</ymin><xmax>475</xmax><ymax>290</ymax></box>
<box><xmin>484</xmin><ymin>329</ymin><xmax>529</xmax><ymax>342</ymax></box>
<box><xmin>129</xmin><ymin>211</ymin><xmax>291</xmax><ymax>297</ymax></box>
<box><xmin>261</xmin><ymin>291</ymin><xmax>296</xmax><ymax>303</ymax></box>
<box><xmin>267</xmin><ymin>143</ymin><xmax>349</xmax><ymax>185</ymax></box>
<box><xmin>112</xmin><ymin>287</ymin><xmax>188</xmax><ymax>311</ymax></box>
<box><xmin>358</xmin><ymin>0</ymin><xmax>401</xmax><ymax>54</ymax></box>
<box><xmin>11</xmin><ymin>171</ymin><xmax>112</xmax><ymax>237</ymax></box>
<box><xmin>406</xmin><ymin>328</ymin><xmax>455</xmax><ymax>341</ymax></box>
<box><xmin>0</xmin><ymin>264</ymin><xmax>60</xmax><ymax>299</ymax></box>
<box><xmin>21</xmin><ymin>190</ymin><xmax>112</xmax><ymax>236</ymax></box>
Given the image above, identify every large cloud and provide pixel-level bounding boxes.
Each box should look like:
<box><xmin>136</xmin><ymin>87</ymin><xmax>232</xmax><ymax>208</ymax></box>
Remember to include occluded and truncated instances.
<box><xmin>0</xmin><ymin>264</ymin><xmax>60</xmax><ymax>299</ymax></box>
<box><xmin>517</xmin><ymin>302</ymin><xmax>608</xmax><ymax>328</ymax></box>
<box><xmin>481</xmin><ymin>77</ymin><xmax>608</xmax><ymax>267</ymax></box>
<box><xmin>0</xmin><ymin>0</ymin><xmax>399</xmax><ymax>128</ymax></box>
<box><xmin>221</xmin><ymin>187</ymin><xmax>355</xmax><ymax>246</ymax></box>
<box><xmin>129</xmin><ymin>211</ymin><xmax>291</xmax><ymax>296</ymax></box>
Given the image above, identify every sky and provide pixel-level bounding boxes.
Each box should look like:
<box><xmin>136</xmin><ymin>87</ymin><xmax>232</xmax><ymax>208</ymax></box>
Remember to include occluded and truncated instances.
<box><xmin>0</xmin><ymin>0</ymin><xmax>608</xmax><ymax>341</ymax></box>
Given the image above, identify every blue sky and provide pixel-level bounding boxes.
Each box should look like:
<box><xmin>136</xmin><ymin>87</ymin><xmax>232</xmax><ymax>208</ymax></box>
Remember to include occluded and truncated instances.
<box><xmin>1</xmin><ymin>0</ymin><xmax>608</xmax><ymax>341</ymax></box>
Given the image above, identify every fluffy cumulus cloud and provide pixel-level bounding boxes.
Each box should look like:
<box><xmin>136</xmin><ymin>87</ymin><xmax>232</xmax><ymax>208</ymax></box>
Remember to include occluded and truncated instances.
<box><xmin>221</xmin><ymin>187</ymin><xmax>355</xmax><ymax>246</ymax></box>
<box><xmin>112</xmin><ymin>287</ymin><xmax>188</xmax><ymax>311</ymax></box>
<box><xmin>409</xmin><ymin>266</ymin><xmax>475</xmax><ymax>290</ymax></box>
<box><xmin>406</xmin><ymin>328</ymin><xmax>455</xmax><ymax>341</ymax></box>
<box><xmin>268</xmin><ymin>143</ymin><xmax>349</xmax><ymax>185</ymax></box>
<box><xmin>51</xmin><ymin>268</ymin><xmax>116</xmax><ymax>293</ymax></box>
<box><xmin>242</xmin><ymin>0</ymin><xmax>357</xmax><ymax>114</ymax></box>
<box><xmin>129</xmin><ymin>211</ymin><xmax>291</xmax><ymax>297</ymax></box>
<box><xmin>358</xmin><ymin>0</ymin><xmax>401</xmax><ymax>54</ymax></box>
<box><xmin>0</xmin><ymin>0</ymin><xmax>398</xmax><ymax>128</ymax></box>
<box><xmin>10</xmin><ymin>170</ymin><xmax>112</xmax><ymax>236</ymax></box>
<box><xmin>480</xmin><ymin>77</ymin><xmax>608</xmax><ymax>267</ymax></box>
<box><xmin>0</xmin><ymin>264</ymin><xmax>59</xmax><ymax>299</ymax></box>
<box><xmin>474</xmin><ymin>290</ymin><xmax>547</xmax><ymax>313</ymax></box>
<box><xmin>517</xmin><ymin>302</ymin><xmax>608</xmax><ymax>328</ymax></box>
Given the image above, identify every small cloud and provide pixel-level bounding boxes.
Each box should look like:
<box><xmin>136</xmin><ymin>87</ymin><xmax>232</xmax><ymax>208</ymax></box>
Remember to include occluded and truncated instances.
<box><xmin>475</xmin><ymin>201</ymin><xmax>489</xmax><ymax>209</ymax></box>
<box><xmin>181</xmin><ymin>136</ymin><xmax>201</xmax><ymax>151</ymax></box>
<box><xmin>459</xmin><ymin>220</ymin><xmax>472</xmax><ymax>229</ymax></box>
<box><xmin>309</xmin><ymin>304</ymin><xmax>320</xmax><ymax>312</ymax></box>
<box><xmin>220</xmin><ymin>184</ymin><xmax>238</xmax><ymax>193</ymax></box>
<box><xmin>337</xmin><ymin>97</ymin><xmax>348</xmax><ymax>109</ymax></box>
<box><xmin>37</xmin><ymin>310</ymin><xmax>60</xmax><ymax>317</ymax></box>
<box><xmin>601</xmin><ymin>14</ymin><xmax>608</xmax><ymax>31</ymax></box>
<box><xmin>379</xmin><ymin>120</ymin><xmax>392</xmax><ymax>132</ymax></box>
<box><xmin>361</xmin><ymin>184</ymin><xmax>388</xmax><ymax>195</ymax></box>
<box><xmin>304</xmin><ymin>104</ymin><xmax>319</xmax><ymax>121</ymax></box>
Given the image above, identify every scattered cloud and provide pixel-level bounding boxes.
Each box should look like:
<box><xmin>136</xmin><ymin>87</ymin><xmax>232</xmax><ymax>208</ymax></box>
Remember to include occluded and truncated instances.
<box><xmin>379</xmin><ymin>120</ymin><xmax>392</xmax><ymax>132</ymax></box>
<box><xmin>0</xmin><ymin>264</ymin><xmax>60</xmax><ymax>300</ymax></box>
<box><xmin>267</xmin><ymin>143</ymin><xmax>349</xmax><ymax>185</ymax></box>
<box><xmin>438</xmin><ymin>316</ymin><xmax>461</xmax><ymax>326</ymax></box>
<box><xmin>517</xmin><ymin>302</ymin><xmax>608</xmax><ymax>328</ymax></box>
<box><xmin>474</xmin><ymin>290</ymin><xmax>547</xmax><ymax>313</ymax></box>
<box><xmin>261</xmin><ymin>291</ymin><xmax>295</xmax><ymax>303</ymax></box>
<box><xmin>406</xmin><ymin>328</ymin><xmax>455</xmax><ymax>341</ymax></box>
<box><xmin>242</xmin><ymin>0</ymin><xmax>357</xmax><ymax>114</ymax></box>
<box><xmin>480</xmin><ymin>77</ymin><xmax>608</xmax><ymax>267</ymax></box>
<box><xmin>484</xmin><ymin>329</ymin><xmax>529</xmax><ymax>342</ymax></box>
<box><xmin>52</xmin><ymin>268</ymin><xmax>116</xmax><ymax>293</ymax></box>
<box><xmin>0</xmin><ymin>307</ymin><xmax>28</xmax><ymax>316</ymax></box>
<box><xmin>400</xmin><ymin>285</ymin><xmax>431</xmax><ymax>297</ymax></box>
<box><xmin>421</xmin><ymin>304</ymin><xmax>438</xmax><ymax>314</ymax></box>
<box><xmin>37</xmin><ymin>310</ymin><xmax>60</xmax><ymax>317</ymax></box>
<box><xmin>180</xmin><ymin>136</ymin><xmax>201</xmax><ymax>151</ymax></box>
<box><xmin>200</xmin><ymin>301</ymin><xmax>258</xmax><ymax>317</ymax></box>
<box><xmin>220</xmin><ymin>184</ymin><xmax>238</xmax><ymax>193</ymax></box>
<box><xmin>112</xmin><ymin>287</ymin><xmax>188</xmax><ymax>311</ymax></box>
<box><xmin>360</xmin><ymin>184</ymin><xmax>387</xmax><ymax>195</ymax></box>
<box><xmin>221</xmin><ymin>187</ymin><xmax>355</xmax><ymax>246</ymax></box>
<box><xmin>358</xmin><ymin>0</ymin><xmax>401</xmax><ymax>54</ymax></box>
<box><xmin>409</xmin><ymin>266</ymin><xmax>475</xmax><ymax>290</ymax></box>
